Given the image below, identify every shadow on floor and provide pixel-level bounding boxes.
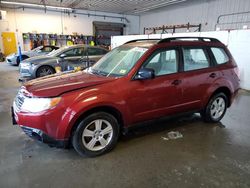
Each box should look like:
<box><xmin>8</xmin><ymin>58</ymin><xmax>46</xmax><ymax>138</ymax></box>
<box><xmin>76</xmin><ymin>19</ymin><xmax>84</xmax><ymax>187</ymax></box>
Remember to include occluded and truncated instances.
<box><xmin>120</xmin><ymin>113</ymin><xmax>225</xmax><ymax>141</ymax></box>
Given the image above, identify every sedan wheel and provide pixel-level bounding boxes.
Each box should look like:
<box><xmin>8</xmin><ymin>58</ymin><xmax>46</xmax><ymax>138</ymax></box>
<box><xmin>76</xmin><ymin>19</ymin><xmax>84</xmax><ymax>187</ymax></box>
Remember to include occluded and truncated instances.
<box><xmin>36</xmin><ymin>66</ymin><xmax>55</xmax><ymax>77</ymax></box>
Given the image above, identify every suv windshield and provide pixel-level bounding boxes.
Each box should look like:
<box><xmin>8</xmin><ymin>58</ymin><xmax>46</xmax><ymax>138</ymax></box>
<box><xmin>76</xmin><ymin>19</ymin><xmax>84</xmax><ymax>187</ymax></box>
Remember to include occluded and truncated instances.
<box><xmin>90</xmin><ymin>46</ymin><xmax>148</xmax><ymax>77</ymax></box>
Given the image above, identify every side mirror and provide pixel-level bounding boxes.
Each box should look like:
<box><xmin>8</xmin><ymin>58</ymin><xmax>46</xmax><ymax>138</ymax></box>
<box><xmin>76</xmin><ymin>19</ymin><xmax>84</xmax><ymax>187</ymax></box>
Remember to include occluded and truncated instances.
<box><xmin>134</xmin><ymin>68</ymin><xmax>155</xmax><ymax>80</ymax></box>
<box><xmin>59</xmin><ymin>53</ymin><xmax>67</xmax><ymax>59</ymax></box>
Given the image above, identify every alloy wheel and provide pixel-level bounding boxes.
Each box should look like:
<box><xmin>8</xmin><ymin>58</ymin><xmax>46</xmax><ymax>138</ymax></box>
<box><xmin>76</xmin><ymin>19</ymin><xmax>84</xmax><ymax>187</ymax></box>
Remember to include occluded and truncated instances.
<box><xmin>210</xmin><ymin>97</ymin><xmax>226</xmax><ymax>119</ymax></box>
<box><xmin>38</xmin><ymin>67</ymin><xmax>54</xmax><ymax>77</ymax></box>
<box><xmin>82</xmin><ymin>119</ymin><xmax>113</xmax><ymax>151</ymax></box>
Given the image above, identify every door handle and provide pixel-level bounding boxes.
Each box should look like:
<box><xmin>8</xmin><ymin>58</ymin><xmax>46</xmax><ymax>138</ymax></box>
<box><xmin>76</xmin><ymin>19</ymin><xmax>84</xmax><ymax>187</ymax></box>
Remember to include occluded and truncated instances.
<box><xmin>171</xmin><ymin>79</ymin><xmax>182</xmax><ymax>85</ymax></box>
<box><xmin>209</xmin><ymin>73</ymin><xmax>216</xmax><ymax>78</ymax></box>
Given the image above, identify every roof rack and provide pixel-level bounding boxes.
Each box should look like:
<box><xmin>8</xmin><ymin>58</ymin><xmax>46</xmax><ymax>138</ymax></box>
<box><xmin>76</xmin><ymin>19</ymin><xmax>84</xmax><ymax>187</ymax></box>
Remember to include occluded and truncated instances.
<box><xmin>124</xmin><ymin>39</ymin><xmax>160</xmax><ymax>44</ymax></box>
<box><xmin>158</xmin><ymin>37</ymin><xmax>221</xmax><ymax>43</ymax></box>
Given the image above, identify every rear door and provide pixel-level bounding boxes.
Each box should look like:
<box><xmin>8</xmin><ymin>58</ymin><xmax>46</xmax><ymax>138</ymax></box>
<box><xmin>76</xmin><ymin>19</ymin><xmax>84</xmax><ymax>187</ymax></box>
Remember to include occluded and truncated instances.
<box><xmin>179</xmin><ymin>45</ymin><xmax>221</xmax><ymax>111</ymax></box>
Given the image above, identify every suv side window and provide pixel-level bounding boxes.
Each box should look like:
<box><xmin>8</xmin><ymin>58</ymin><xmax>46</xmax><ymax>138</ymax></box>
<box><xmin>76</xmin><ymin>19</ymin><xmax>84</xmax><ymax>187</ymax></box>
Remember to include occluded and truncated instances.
<box><xmin>211</xmin><ymin>47</ymin><xmax>229</xmax><ymax>64</ymax></box>
<box><xmin>183</xmin><ymin>48</ymin><xmax>209</xmax><ymax>71</ymax></box>
<box><xmin>144</xmin><ymin>49</ymin><xmax>178</xmax><ymax>76</ymax></box>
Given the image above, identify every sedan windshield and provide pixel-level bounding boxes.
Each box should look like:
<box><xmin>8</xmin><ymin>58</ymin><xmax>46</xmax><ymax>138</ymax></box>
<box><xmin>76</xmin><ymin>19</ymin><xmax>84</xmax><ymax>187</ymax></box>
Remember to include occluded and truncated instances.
<box><xmin>90</xmin><ymin>46</ymin><xmax>148</xmax><ymax>77</ymax></box>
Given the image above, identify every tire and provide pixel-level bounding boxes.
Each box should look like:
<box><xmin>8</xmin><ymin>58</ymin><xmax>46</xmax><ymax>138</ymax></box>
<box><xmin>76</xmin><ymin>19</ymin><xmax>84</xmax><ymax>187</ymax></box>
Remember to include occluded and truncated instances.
<box><xmin>72</xmin><ymin>112</ymin><xmax>119</xmax><ymax>157</ymax></box>
<box><xmin>201</xmin><ymin>92</ymin><xmax>228</xmax><ymax>123</ymax></box>
<box><xmin>36</xmin><ymin>66</ymin><xmax>55</xmax><ymax>78</ymax></box>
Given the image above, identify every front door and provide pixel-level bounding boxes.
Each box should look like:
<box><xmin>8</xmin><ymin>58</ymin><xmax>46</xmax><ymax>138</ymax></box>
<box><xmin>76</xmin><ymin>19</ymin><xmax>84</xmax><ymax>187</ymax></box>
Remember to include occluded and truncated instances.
<box><xmin>127</xmin><ymin>48</ymin><xmax>183</xmax><ymax>124</ymax></box>
<box><xmin>60</xmin><ymin>47</ymin><xmax>85</xmax><ymax>71</ymax></box>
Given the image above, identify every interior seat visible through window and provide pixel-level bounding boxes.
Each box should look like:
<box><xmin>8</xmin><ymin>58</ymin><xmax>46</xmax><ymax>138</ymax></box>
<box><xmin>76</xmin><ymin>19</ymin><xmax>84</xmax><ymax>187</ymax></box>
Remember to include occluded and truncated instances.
<box><xmin>144</xmin><ymin>49</ymin><xmax>178</xmax><ymax>76</ymax></box>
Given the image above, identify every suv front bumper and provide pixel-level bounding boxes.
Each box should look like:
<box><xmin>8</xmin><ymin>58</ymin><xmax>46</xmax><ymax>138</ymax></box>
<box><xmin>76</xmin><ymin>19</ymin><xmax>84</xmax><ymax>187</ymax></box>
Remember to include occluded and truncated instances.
<box><xmin>20</xmin><ymin>125</ymin><xmax>69</xmax><ymax>148</ymax></box>
<box><xmin>11</xmin><ymin>106</ymin><xmax>69</xmax><ymax>148</ymax></box>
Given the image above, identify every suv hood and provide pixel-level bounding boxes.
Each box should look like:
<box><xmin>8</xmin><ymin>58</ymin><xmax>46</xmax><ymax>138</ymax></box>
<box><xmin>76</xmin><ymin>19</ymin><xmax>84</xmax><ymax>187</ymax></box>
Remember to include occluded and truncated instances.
<box><xmin>23</xmin><ymin>71</ymin><xmax>115</xmax><ymax>97</ymax></box>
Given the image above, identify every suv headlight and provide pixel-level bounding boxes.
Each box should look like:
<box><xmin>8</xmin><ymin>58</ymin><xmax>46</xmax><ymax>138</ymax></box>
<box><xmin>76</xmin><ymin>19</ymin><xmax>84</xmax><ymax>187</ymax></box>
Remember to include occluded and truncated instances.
<box><xmin>21</xmin><ymin>97</ymin><xmax>61</xmax><ymax>113</ymax></box>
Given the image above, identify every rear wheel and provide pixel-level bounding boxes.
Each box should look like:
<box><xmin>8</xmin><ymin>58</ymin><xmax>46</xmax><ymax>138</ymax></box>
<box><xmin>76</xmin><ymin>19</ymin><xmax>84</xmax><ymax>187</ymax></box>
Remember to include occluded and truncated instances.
<box><xmin>201</xmin><ymin>92</ymin><xmax>228</xmax><ymax>122</ymax></box>
<box><xmin>72</xmin><ymin>112</ymin><xmax>119</xmax><ymax>157</ymax></box>
<box><xmin>36</xmin><ymin>66</ymin><xmax>55</xmax><ymax>78</ymax></box>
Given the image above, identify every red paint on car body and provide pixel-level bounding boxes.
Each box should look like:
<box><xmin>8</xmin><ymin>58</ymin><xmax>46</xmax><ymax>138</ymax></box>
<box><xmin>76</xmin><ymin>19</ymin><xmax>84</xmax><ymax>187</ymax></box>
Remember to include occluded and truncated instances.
<box><xmin>13</xmin><ymin>38</ymin><xmax>240</xmax><ymax>143</ymax></box>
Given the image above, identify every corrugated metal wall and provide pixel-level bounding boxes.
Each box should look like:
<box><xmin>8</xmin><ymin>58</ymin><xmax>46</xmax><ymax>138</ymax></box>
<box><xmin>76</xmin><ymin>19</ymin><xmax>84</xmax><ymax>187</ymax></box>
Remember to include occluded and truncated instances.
<box><xmin>140</xmin><ymin>0</ymin><xmax>250</xmax><ymax>33</ymax></box>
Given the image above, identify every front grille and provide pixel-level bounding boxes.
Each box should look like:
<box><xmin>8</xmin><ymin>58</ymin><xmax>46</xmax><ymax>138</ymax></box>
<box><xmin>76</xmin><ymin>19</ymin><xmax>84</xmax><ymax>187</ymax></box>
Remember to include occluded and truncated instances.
<box><xmin>14</xmin><ymin>91</ymin><xmax>25</xmax><ymax>111</ymax></box>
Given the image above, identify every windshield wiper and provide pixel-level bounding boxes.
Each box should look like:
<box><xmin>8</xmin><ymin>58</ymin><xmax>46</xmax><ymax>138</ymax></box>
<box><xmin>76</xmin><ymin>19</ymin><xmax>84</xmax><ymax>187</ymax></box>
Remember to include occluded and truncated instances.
<box><xmin>90</xmin><ymin>69</ymin><xmax>108</xmax><ymax>76</ymax></box>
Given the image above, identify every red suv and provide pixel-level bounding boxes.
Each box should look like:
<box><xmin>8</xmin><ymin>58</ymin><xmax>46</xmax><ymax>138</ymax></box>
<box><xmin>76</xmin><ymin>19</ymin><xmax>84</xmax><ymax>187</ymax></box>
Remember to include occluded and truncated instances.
<box><xmin>12</xmin><ymin>37</ymin><xmax>240</xmax><ymax>157</ymax></box>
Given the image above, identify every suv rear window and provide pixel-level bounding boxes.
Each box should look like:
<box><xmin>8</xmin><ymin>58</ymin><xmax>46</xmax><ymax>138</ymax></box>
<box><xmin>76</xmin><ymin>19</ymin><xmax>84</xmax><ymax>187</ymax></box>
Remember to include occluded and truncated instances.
<box><xmin>183</xmin><ymin>48</ymin><xmax>209</xmax><ymax>71</ymax></box>
<box><xmin>211</xmin><ymin>47</ymin><xmax>229</xmax><ymax>64</ymax></box>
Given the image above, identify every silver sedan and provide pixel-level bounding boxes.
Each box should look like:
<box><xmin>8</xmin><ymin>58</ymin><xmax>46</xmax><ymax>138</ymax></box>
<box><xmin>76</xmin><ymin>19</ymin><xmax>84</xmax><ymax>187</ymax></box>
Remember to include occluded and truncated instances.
<box><xmin>6</xmin><ymin>45</ymin><xmax>59</xmax><ymax>66</ymax></box>
<box><xmin>19</xmin><ymin>45</ymin><xmax>108</xmax><ymax>81</ymax></box>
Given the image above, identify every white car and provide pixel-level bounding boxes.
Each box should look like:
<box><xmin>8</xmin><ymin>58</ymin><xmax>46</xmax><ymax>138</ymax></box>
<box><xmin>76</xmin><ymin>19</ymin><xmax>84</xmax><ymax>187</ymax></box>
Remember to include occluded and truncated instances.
<box><xmin>6</xmin><ymin>45</ymin><xmax>59</xmax><ymax>66</ymax></box>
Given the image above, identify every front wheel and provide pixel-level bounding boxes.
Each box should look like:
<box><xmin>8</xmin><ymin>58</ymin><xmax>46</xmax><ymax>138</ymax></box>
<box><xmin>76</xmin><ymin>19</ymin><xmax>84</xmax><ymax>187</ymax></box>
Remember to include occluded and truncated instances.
<box><xmin>72</xmin><ymin>112</ymin><xmax>119</xmax><ymax>157</ymax></box>
<box><xmin>36</xmin><ymin>66</ymin><xmax>55</xmax><ymax>78</ymax></box>
<box><xmin>201</xmin><ymin>93</ymin><xmax>228</xmax><ymax>123</ymax></box>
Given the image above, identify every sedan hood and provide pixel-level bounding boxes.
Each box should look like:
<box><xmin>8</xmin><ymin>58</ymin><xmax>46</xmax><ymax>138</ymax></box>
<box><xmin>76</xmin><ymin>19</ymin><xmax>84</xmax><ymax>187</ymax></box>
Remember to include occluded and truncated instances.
<box><xmin>23</xmin><ymin>71</ymin><xmax>115</xmax><ymax>97</ymax></box>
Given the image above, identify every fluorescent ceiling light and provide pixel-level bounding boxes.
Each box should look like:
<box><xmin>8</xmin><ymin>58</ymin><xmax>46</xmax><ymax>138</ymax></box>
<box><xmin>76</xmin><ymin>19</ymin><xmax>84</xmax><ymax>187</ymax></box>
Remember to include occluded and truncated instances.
<box><xmin>134</xmin><ymin>0</ymin><xmax>186</xmax><ymax>14</ymax></box>
<box><xmin>0</xmin><ymin>1</ymin><xmax>72</xmax><ymax>11</ymax></box>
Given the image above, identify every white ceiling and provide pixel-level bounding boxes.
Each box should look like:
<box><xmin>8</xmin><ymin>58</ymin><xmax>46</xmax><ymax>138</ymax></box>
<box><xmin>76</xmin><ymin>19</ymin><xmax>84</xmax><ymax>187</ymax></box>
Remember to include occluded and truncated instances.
<box><xmin>0</xmin><ymin>0</ymin><xmax>188</xmax><ymax>14</ymax></box>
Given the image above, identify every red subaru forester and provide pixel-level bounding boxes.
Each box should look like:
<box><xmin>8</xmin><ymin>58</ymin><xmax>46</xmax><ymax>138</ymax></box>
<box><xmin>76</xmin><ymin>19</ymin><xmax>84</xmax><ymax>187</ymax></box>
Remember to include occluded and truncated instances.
<box><xmin>12</xmin><ymin>37</ymin><xmax>240</xmax><ymax>157</ymax></box>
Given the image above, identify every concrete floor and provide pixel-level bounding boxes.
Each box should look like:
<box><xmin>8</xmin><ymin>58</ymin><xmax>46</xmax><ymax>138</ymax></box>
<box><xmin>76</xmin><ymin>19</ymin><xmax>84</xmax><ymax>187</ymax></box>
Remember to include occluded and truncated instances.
<box><xmin>0</xmin><ymin>62</ymin><xmax>250</xmax><ymax>188</ymax></box>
